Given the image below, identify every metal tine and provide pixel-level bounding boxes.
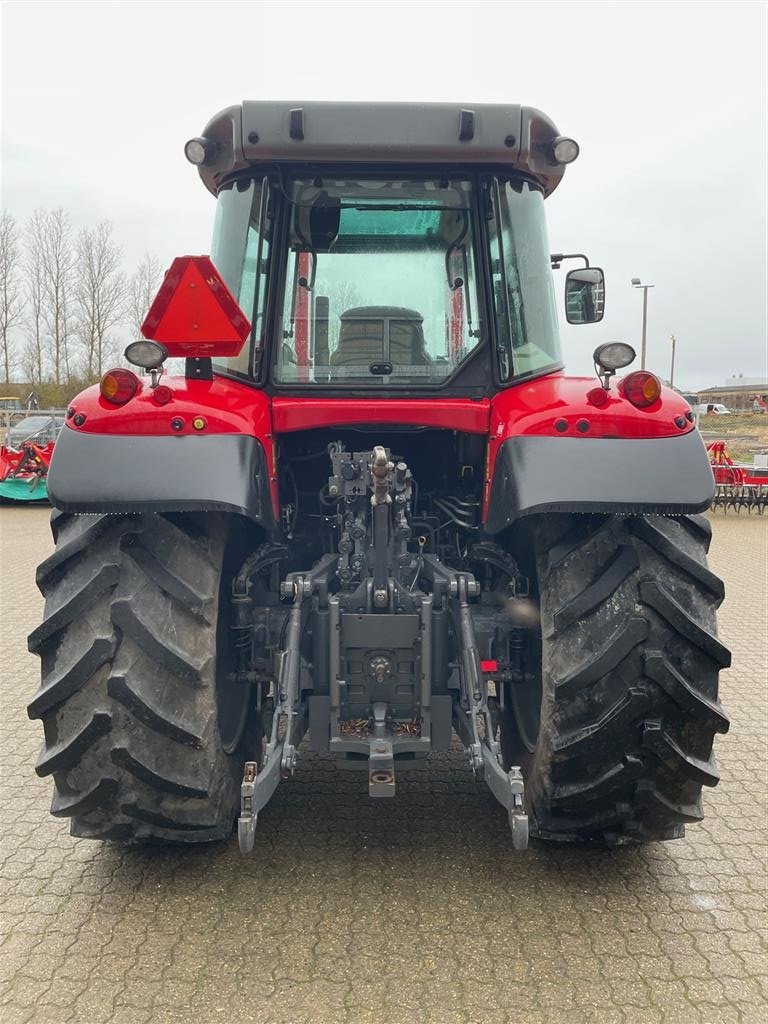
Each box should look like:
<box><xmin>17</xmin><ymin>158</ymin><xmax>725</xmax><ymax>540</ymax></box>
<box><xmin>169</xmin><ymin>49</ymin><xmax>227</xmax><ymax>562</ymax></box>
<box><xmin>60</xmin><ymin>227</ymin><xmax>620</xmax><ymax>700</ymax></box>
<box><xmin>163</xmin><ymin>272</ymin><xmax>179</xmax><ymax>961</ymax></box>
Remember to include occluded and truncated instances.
<box><xmin>710</xmin><ymin>483</ymin><xmax>766</xmax><ymax>515</ymax></box>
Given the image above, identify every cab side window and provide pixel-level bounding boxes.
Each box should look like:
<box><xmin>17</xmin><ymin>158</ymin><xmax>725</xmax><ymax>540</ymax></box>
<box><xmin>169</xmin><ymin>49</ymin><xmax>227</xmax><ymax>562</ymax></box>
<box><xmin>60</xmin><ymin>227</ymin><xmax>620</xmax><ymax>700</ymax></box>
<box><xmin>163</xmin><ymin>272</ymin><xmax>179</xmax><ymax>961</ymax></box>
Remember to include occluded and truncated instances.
<box><xmin>211</xmin><ymin>178</ymin><xmax>272</xmax><ymax>376</ymax></box>
<box><xmin>488</xmin><ymin>178</ymin><xmax>562</xmax><ymax>383</ymax></box>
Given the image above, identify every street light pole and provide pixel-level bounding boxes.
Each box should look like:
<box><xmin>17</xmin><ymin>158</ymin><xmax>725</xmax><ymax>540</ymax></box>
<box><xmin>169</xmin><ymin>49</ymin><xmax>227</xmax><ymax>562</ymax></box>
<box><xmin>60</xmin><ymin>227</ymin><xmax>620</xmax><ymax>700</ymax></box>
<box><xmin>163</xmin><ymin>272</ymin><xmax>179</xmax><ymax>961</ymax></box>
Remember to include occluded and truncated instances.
<box><xmin>669</xmin><ymin>334</ymin><xmax>676</xmax><ymax>388</ymax></box>
<box><xmin>631</xmin><ymin>278</ymin><xmax>655</xmax><ymax>370</ymax></box>
<box><xmin>640</xmin><ymin>288</ymin><xmax>649</xmax><ymax>369</ymax></box>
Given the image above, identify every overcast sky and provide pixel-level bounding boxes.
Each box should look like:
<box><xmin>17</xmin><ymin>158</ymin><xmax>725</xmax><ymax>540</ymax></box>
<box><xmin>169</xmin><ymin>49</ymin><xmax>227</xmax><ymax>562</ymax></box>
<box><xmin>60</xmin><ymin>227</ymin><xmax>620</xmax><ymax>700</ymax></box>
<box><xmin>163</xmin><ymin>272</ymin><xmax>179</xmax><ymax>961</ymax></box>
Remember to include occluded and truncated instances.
<box><xmin>2</xmin><ymin>1</ymin><xmax>766</xmax><ymax>390</ymax></box>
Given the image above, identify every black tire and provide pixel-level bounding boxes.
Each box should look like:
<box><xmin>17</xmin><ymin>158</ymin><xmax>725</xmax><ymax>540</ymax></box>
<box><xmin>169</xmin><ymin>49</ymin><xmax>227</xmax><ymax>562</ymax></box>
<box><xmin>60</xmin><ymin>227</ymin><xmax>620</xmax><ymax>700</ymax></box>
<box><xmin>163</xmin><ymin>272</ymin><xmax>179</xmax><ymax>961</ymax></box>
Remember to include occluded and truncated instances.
<box><xmin>500</xmin><ymin>512</ymin><xmax>730</xmax><ymax>844</ymax></box>
<box><xmin>28</xmin><ymin>510</ymin><xmax>259</xmax><ymax>844</ymax></box>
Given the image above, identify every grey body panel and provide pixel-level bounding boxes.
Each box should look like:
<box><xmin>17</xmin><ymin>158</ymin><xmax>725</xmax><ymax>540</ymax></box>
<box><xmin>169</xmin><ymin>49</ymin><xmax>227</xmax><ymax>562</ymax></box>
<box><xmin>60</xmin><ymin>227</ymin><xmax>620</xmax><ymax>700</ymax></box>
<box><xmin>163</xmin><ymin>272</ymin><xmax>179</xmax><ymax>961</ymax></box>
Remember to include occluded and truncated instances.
<box><xmin>196</xmin><ymin>101</ymin><xmax>567</xmax><ymax>196</ymax></box>
<box><xmin>47</xmin><ymin>427</ymin><xmax>272</xmax><ymax>525</ymax></box>
<box><xmin>485</xmin><ymin>431</ymin><xmax>716</xmax><ymax>533</ymax></box>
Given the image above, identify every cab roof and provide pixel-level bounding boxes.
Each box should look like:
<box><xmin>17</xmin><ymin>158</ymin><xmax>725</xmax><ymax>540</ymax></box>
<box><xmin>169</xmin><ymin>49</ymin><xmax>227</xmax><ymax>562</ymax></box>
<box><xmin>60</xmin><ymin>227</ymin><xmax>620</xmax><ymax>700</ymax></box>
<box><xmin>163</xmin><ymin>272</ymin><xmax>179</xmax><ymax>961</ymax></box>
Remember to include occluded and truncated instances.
<box><xmin>191</xmin><ymin>101</ymin><xmax>573</xmax><ymax>198</ymax></box>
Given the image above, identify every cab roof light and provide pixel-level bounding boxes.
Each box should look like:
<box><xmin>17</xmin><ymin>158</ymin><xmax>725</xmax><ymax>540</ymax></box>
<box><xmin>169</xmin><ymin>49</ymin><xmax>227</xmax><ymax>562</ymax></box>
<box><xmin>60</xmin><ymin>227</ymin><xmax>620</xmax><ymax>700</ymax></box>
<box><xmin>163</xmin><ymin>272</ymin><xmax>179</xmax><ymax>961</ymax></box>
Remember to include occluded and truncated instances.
<box><xmin>184</xmin><ymin>137</ymin><xmax>214</xmax><ymax>166</ymax></box>
<box><xmin>622</xmin><ymin>370</ymin><xmax>662</xmax><ymax>408</ymax></box>
<box><xmin>100</xmin><ymin>368</ymin><xmax>140</xmax><ymax>406</ymax></box>
<box><xmin>552</xmin><ymin>136</ymin><xmax>580</xmax><ymax>164</ymax></box>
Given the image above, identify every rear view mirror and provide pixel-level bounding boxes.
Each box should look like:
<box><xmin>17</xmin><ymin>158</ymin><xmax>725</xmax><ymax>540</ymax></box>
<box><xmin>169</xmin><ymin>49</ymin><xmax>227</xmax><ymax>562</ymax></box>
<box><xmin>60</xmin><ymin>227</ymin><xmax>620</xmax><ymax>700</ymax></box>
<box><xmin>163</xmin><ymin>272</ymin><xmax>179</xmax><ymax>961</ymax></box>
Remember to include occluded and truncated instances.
<box><xmin>565</xmin><ymin>267</ymin><xmax>605</xmax><ymax>324</ymax></box>
<box><xmin>308</xmin><ymin>193</ymin><xmax>341</xmax><ymax>252</ymax></box>
<box><xmin>293</xmin><ymin>191</ymin><xmax>341</xmax><ymax>255</ymax></box>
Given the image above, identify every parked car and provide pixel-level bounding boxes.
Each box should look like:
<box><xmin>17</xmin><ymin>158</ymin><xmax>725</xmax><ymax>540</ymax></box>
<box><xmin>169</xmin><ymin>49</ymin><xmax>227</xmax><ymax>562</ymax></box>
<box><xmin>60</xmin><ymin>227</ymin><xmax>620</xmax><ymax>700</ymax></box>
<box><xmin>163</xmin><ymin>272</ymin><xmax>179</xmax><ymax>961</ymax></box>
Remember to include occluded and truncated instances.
<box><xmin>7</xmin><ymin>414</ymin><xmax>65</xmax><ymax>449</ymax></box>
<box><xmin>694</xmin><ymin>403</ymin><xmax>732</xmax><ymax>416</ymax></box>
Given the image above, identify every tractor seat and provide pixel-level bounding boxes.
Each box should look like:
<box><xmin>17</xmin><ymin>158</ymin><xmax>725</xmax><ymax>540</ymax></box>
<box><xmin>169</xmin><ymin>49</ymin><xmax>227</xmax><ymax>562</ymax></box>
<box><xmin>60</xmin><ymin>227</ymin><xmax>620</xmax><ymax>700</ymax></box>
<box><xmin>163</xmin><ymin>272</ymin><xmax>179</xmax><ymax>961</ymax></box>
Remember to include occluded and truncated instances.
<box><xmin>330</xmin><ymin>307</ymin><xmax>429</xmax><ymax>377</ymax></box>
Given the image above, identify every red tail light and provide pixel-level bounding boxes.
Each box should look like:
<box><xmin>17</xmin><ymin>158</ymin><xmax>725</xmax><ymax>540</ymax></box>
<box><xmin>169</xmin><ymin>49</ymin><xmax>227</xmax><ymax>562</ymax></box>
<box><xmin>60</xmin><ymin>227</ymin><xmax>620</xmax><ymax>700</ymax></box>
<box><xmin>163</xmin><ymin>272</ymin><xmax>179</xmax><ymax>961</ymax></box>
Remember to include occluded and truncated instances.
<box><xmin>152</xmin><ymin>384</ymin><xmax>173</xmax><ymax>405</ymax></box>
<box><xmin>586</xmin><ymin>386</ymin><xmax>610</xmax><ymax>408</ymax></box>
<box><xmin>622</xmin><ymin>371</ymin><xmax>661</xmax><ymax>408</ymax></box>
<box><xmin>100</xmin><ymin>368</ymin><xmax>140</xmax><ymax>406</ymax></box>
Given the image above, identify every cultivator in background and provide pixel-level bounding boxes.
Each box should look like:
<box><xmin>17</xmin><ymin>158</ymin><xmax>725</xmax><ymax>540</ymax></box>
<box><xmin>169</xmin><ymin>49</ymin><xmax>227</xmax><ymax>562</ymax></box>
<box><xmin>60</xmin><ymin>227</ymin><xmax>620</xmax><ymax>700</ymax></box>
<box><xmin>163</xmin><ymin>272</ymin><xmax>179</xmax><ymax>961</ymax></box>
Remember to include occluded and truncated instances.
<box><xmin>0</xmin><ymin>441</ymin><xmax>53</xmax><ymax>502</ymax></box>
<box><xmin>708</xmin><ymin>440</ymin><xmax>768</xmax><ymax>514</ymax></box>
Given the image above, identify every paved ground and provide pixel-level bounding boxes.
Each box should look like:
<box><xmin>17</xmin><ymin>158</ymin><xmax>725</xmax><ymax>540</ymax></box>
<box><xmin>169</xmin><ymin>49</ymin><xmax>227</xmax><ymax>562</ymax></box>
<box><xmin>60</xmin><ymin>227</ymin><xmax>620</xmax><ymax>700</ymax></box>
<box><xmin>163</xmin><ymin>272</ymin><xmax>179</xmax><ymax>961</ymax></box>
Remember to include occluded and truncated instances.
<box><xmin>1</xmin><ymin>506</ymin><xmax>766</xmax><ymax>1024</ymax></box>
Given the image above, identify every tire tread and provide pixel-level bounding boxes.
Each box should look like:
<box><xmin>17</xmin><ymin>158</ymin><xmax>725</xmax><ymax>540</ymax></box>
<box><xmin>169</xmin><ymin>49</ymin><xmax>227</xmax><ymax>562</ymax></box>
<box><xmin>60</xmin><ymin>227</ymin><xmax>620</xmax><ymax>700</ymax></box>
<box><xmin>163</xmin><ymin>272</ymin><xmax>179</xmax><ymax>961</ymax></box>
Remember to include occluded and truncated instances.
<box><xmin>28</xmin><ymin>511</ymin><xmax>244</xmax><ymax>844</ymax></box>
<box><xmin>524</xmin><ymin>512</ymin><xmax>729</xmax><ymax>844</ymax></box>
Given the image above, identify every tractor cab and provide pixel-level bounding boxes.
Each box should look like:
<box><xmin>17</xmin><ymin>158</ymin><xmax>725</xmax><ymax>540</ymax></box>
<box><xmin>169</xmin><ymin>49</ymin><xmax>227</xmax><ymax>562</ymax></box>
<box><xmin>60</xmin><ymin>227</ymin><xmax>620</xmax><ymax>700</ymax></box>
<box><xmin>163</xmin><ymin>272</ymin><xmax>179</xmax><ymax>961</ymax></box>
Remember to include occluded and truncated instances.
<box><xmin>189</xmin><ymin>102</ymin><xmax>598</xmax><ymax>396</ymax></box>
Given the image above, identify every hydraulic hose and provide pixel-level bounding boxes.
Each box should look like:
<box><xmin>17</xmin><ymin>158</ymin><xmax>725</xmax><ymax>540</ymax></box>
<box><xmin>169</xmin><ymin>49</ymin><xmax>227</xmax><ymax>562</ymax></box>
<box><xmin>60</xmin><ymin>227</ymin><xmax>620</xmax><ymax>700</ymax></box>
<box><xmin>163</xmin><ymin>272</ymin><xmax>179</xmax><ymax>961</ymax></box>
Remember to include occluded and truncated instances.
<box><xmin>231</xmin><ymin>544</ymin><xmax>288</xmax><ymax>675</ymax></box>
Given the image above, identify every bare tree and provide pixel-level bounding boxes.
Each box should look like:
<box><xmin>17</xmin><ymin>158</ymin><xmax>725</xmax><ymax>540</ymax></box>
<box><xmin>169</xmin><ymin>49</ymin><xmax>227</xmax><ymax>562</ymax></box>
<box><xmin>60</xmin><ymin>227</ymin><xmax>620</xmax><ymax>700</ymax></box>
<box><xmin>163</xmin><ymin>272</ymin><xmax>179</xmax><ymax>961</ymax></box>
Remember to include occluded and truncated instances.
<box><xmin>19</xmin><ymin>339</ymin><xmax>41</xmax><ymax>385</ymax></box>
<box><xmin>128</xmin><ymin>252</ymin><xmax>163</xmax><ymax>340</ymax></box>
<box><xmin>28</xmin><ymin>208</ymin><xmax>76</xmax><ymax>385</ymax></box>
<box><xmin>74</xmin><ymin>221</ymin><xmax>127</xmax><ymax>378</ymax></box>
<box><xmin>24</xmin><ymin>211</ymin><xmax>47</xmax><ymax>384</ymax></box>
<box><xmin>0</xmin><ymin>211</ymin><xmax>25</xmax><ymax>383</ymax></box>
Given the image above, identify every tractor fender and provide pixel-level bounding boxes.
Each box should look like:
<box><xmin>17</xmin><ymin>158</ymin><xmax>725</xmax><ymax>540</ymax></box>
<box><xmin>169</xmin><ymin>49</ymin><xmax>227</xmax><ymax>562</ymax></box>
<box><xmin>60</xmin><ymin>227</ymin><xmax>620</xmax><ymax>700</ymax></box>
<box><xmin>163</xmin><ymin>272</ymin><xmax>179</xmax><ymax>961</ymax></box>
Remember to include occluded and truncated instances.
<box><xmin>484</xmin><ymin>431</ymin><xmax>715</xmax><ymax>533</ymax></box>
<box><xmin>47</xmin><ymin>427</ymin><xmax>273</xmax><ymax>526</ymax></box>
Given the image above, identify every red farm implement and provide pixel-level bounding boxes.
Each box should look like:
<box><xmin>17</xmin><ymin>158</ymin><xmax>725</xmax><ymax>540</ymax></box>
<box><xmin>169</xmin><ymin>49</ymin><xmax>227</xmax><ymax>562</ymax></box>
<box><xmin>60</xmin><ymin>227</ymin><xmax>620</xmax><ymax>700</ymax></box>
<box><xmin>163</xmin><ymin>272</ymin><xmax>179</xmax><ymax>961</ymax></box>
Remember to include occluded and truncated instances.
<box><xmin>0</xmin><ymin>441</ymin><xmax>54</xmax><ymax>502</ymax></box>
<box><xmin>708</xmin><ymin>440</ymin><xmax>768</xmax><ymax>514</ymax></box>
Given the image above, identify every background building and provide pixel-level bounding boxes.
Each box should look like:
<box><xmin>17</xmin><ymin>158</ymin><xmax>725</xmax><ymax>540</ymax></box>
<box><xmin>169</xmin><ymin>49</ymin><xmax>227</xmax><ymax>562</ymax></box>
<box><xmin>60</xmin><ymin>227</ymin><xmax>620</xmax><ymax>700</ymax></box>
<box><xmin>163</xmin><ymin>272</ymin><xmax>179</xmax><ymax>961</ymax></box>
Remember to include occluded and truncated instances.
<box><xmin>697</xmin><ymin>377</ymin><xmax>768</xmax><ymax>412</ymax></box>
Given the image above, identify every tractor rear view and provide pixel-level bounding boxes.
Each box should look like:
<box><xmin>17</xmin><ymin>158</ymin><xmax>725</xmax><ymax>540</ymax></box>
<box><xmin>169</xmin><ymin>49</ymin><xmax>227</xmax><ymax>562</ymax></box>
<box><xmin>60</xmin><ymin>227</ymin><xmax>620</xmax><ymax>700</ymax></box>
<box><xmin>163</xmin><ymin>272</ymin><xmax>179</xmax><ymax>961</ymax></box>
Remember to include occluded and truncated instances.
<box><xmin>29</xmin><ymin>102</ymin><xmax>729</xmax><ymax>850</ymax></box>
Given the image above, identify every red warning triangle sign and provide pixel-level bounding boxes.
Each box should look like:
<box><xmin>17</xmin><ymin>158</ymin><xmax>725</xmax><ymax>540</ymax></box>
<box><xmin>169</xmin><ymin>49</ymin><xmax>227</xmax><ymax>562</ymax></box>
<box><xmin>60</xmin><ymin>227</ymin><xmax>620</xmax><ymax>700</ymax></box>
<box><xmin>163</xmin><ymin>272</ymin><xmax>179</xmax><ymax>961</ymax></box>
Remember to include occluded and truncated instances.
<box><xmin>141</xmin><ymin>255</ymin><xmax>252</xmax><ymax>357</ymax></box>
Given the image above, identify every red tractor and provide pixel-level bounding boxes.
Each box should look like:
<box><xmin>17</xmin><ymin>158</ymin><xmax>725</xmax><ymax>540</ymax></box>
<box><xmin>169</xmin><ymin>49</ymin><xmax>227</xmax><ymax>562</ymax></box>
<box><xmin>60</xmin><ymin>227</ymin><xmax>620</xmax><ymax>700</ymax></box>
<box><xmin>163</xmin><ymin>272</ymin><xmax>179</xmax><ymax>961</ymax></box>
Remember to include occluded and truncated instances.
<box><xmin>29</xmin><ymin>102</ymin><xmax>729</xmax><ymax>851</ymax></box>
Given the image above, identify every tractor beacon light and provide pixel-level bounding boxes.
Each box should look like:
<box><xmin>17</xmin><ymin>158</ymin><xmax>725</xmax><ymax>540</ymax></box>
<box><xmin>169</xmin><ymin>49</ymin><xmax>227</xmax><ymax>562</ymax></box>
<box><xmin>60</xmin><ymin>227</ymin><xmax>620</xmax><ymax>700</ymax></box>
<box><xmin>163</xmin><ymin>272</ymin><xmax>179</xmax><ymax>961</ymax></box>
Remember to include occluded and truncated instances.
<box><xmin>100</xmin><ymin>368</ymin><xmax>140</xmax><ymax>406</ymax></box>
<box><xmin>622</xmin><ymin>370</ymin><xmax>662</xmax><ymax>408</ymax></box>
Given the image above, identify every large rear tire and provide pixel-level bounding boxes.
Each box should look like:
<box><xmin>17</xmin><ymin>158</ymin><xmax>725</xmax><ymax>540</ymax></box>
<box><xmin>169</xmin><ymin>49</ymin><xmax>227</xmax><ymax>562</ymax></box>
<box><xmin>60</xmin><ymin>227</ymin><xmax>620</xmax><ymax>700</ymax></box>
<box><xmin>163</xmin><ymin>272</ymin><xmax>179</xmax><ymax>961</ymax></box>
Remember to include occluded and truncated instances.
<box><xmin>28</xmin><ymin>510</ymin><xmax>259</xmax><ymax>844</ymax></box>
<box><xmin>500</xmin><ymin>513</ymin><xmax>730</xmax><ymax>844</ymax></box>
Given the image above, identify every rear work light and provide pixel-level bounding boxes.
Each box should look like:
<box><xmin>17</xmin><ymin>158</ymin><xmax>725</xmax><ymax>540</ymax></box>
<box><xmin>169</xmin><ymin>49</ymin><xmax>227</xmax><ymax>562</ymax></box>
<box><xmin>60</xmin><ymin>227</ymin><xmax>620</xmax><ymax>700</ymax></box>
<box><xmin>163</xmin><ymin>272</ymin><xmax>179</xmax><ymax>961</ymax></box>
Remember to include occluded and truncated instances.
<box><xmin>124</xmin><ymin>339</ymin><xmax>168</xmax><ymax>370</ymax></box>
<box><xmin>100</xmin><ymin>368</ymin><xmax>140</xmax><ymax>406</ymax></box>
<box><xmin>622</xmin><ymin>370</ymin><xmax>662</xmax><ymax>408</ymax></box>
